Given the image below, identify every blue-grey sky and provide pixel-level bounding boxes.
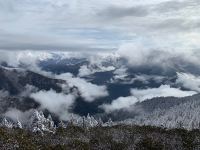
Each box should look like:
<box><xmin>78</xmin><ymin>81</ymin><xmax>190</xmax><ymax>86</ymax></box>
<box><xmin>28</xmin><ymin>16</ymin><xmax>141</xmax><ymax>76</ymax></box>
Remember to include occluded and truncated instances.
<box><xmin>0</xmin><ymin>0</ymin><xmax>200</xmax><ymax>51</ymax></box>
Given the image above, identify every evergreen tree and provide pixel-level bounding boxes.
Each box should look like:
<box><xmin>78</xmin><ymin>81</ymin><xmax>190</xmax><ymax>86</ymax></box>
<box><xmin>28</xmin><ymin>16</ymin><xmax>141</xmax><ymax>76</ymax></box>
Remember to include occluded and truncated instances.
<box><xmin>58</xmin><ymin>121</ymin><xmax>66</xmax><ymax>128</ymax></box>
<box><xmin>1</xmin><ymin>117</ymin><xmax>13</xmax><ymax>128</ymax></box>
<box><xmin>16</xmin><ymin>120</ymin><xmax>23</xmax><ymax>129</ymax></box>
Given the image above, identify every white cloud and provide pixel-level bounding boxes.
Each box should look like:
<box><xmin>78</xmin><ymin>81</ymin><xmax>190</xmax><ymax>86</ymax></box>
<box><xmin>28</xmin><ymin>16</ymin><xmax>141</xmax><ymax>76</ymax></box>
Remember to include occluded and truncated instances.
<box><xmin>132</xmin><ymin>74</ymin><xmax>158</xmax><ymax>84</ymax></box>
<box><xmin>117</xmin><ymin>42</ymin><xmax>200</xmax><ymax>68</ymax></box>
<box><xmin>0</xmin><ymin>50</ymin><xmax>53</xmax><ymax>68</ymax></box>
<box><xmin>131</xmin><ymin>85</ymin><xmax>196</xmax><ymax>101</ymax></box>
<box><xmin>30</xmin><ymin>89</ymin><xmax>76</xmax><ymax>120</ymax></box>
<box><xmin>4</xmin><ymin>108</ymin><xmax>34</xmax><ymax>124</ymax></box>
<box><xmin>100</xmin><ymin>96</ymin><xmax>138</xmax><ymax>113</ymax></box>
<box><xmin>101</xmin><ymin>85</ymin><xmax>196</xmax><ymax>113</ymax></box>
<box><xmin>78</xmin><ymin>53</ymin><xmax>118</xmax><ymax>77</ymax></box>
<box><xmin>56</xmin><ymin>73</ymin><xmax>108</xmax><ymax>102</ymax></box>
<box><xmin>176</xmin><ymin>72</ymin><xmax>200</xmax><ymax>92</ymax></box>
<box><xmin>112</xmin><ymin>66</ymin><xmax>128</xmax><ymax>80</ymax></box>
<box><xmin>20</xmin><ymin>84</ymin><xmax>38</xmax><ymax>97</ymax></box>
<box><xmin>78</xmin><ymin>65</ymin><xmax>93</xmax><ymax>77</ymax></box>
<box><xmin>1</xmin><ymin>0</ymin><xmax>200</xmax><ymax>51</ymax></box>
<box><xmin>78</xmin><ymin>65</ymin><xmax>115</xmax><ymax>77</ymax></box>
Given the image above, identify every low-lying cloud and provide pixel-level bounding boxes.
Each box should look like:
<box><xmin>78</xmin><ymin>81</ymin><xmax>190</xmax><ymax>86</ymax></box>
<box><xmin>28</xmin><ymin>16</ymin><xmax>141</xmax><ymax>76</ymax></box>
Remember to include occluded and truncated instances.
<box><xmin>131</xmin><ymin>85</ymin><xmax>196</xmax><ymax>101</ymax></box>
<box><xmin>117</xmin><ymin>42</ymin><xmax>200</xmax><ymax>69</ymax></box>
<box><xmin>101</xmin><ymin>85</ymin><xmax>196</xmax><ymax>113</ymax></box>
<box><xmin>30</xmin><ymin>89</ymin><xmax>76</xmax><ymax>120</ymax></box>
<box><xmin>78</xmin><ymin>65</ymin><xmax>115</xmax><ymax>77</ymax></box>
<box><xmin>1</xmin><ymin>50</ymin><xmax>200</xmax><ymax>119</ymax></box>
<box><xmin>4</xmin><ymin>108</ymin><xmax>34</xmax><ymax>124</ymax></box>
<box><xmin>20</xmin><ymin>84</ymin><xmax>38</xmax><ymax>97</ymax></box>
<box><xmin>0</xmin><ymin>50</ymin><xmax>53</xmax><ymax>68</ymax></box>
<box><xmin>100</xmin><ymin>96</ymin><xmax>138</xmax><ymax>113</ymax></box>
<box><xmin>56</xmin><ymin>73</ymin><xmax>109</xmax><ymax>102</ymax></box>
<box><xmin>176</xmin><ymin>72</ymin><xmax>200</xmax><ymax>92</ymax></box>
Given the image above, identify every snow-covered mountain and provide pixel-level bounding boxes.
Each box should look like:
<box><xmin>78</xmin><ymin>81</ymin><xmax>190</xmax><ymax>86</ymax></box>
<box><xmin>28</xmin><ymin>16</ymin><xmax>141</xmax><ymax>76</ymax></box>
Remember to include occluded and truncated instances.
<box><xmin>0</xmin><ymin>51</ymin><xmax>200</xmax><ymax>129</ymax></box>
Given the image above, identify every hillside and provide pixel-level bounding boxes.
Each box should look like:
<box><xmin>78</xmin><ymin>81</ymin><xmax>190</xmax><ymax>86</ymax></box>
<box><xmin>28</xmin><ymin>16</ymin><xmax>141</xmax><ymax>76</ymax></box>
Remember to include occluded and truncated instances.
<box><xmin>0</xmin><ymin>125</ymin><xmax>200</xmax><ymax>150</ymax></box>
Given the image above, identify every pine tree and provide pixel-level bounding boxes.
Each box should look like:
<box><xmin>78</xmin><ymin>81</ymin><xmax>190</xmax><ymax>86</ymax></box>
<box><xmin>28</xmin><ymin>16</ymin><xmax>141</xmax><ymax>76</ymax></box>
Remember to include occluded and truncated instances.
<box><xmin>90</xmin><ymin>116</ymin><xmax>98</xmax><ymax>127</ymax></box>
<box><xmin>107</xmin><ymin>118</ymin><xmax>113</xmax><ymax>127</ymax></box>
<box><xmin>69</xmin><ymin>114</ymin><xmax>76</xmax><ymax>125</ymax></box>
<box><xmin>97</xmin><ymin>118</ymin><xmax>103</xmax><ymax>127</ymax></box>
<box><xmin>29</xmin><ymin>110</ymin><xmax>47</xmax><ymax>133</ymax></box>
<box><xmin>16</xmin><ymin>120</ymin><xmax>23</xmax><ymax>129</ymax></box>
<box><xmin>58</xmin><ymin>121</ymin><xmax>66</xmax><ymax>128</ymax></box>
<box><xmin>47</xmin><ymin>114</ymin><xmax>54</xmax><ymax>129</ymax></box>
<box><xmin>29</xmin><ymin>110</ymin><xmax>42</xmax><ymax>128</ymax></box>
<box><xmin>1</xmin><ymin>117</ymin><xmax>13</xmax><ymax>128</ymax></box>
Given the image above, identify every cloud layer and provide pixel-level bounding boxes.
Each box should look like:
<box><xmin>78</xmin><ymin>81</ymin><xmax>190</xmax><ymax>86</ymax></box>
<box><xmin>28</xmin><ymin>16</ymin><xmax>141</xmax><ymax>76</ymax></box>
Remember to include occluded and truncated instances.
<box><xmin>56</xmin><ymin>73</ymin><xmax>108</xmax><ymax>102</ymax></box>
<box><xmin>176</xmin><ymin>73</ymin><xmax>200</xmax><ymax>92</ymax></box>
<box><xmin>1</xmin><ymin>0</ymin><xmax>200</xmax><ymax>51</ymax></box>
<box><xmin>117</xmin><ymin>42</ymin><xmax>200</xmax><ymax>69</ymax></box>
<box><xmin>131</xmin><ymin>85</ymin><xmax>196</xmax><ymax>101</ymax></box>
<box><xmin>30</xmin><ymin>89</ymin><xmax>76</xmax><ymax>120</ymax></box>
<box><xmin>100</xmin><ymin>96</ymin><xmax>138</xmax><ymax>113</ymax></box>
<box><xmin>101</xmin><ymin>85</ymin><xmax>196</xmax><ymax>113</ymax></box>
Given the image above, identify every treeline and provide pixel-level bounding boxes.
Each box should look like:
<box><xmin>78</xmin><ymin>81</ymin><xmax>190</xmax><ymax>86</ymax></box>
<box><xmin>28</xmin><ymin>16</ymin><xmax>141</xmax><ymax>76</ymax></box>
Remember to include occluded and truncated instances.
<box><xmin>0</xmin><ymin>124</ymin><xmax>200</xmax><ymax>149</ymax></box>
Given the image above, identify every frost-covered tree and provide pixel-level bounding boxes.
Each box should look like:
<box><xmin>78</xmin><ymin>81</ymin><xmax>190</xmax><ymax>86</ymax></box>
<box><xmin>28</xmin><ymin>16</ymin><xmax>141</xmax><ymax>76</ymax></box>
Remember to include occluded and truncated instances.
<box><xmin>29</xmin><ymin>110</ymin><xmax>55</xmax><ymax>133</ymax></box>
<box><xmin>58</xmin><ymin>120</ymin><xmax>66</xmax><ymax>128</ymax></box>
<box><xmin>46</xmin><ymin>114</ymin><xmax>55</xmax><ymax>130</ymax></box>
<box><xmin>16</xmin><ymin>120</ymin><xmax>23</xmax><ymax>129</ymax></box>
<box><xmin>29</xmin><ymin>110</ymin><xmax>43</xmax><ymax>130</ymax></box>
<box><xmin>97</xmin><ymin>118</ymin><xmax>103</xmax><ymax>127</ymax></box>
<box><xmin>1</xmin><ymin>117</ymin><xmax>13</xmax><ymax>128</ymax></box>
<box><xmin>90</xmin><ymin>116</ymin><xmax>98</xmax><ymax>127</ymax></box>
<box><xmin>121</xmin><ymin>97</ymin><xmax>200</xmax><ymax>129</ymax></box>
<box><xmin>104</xmin><ymin>118</ymin><xmax>113</xmax><ymax>127</ymax></box>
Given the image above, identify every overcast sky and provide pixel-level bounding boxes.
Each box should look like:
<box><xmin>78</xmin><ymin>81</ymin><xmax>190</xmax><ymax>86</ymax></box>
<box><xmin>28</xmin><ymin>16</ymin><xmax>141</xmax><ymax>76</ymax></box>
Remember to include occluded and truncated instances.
<box><xmin>0</xmin><ymin>0</ymin><xmax>200</xmax><ymax>51</ymax></box>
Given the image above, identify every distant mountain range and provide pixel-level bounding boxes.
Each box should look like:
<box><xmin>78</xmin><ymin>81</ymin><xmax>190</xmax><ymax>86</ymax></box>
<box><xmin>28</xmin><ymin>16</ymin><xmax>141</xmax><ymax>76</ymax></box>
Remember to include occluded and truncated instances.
<box><xmin>0</xmin><ymin>52</ymin><xmax>200</xmax><ymax>129</ymax></box>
